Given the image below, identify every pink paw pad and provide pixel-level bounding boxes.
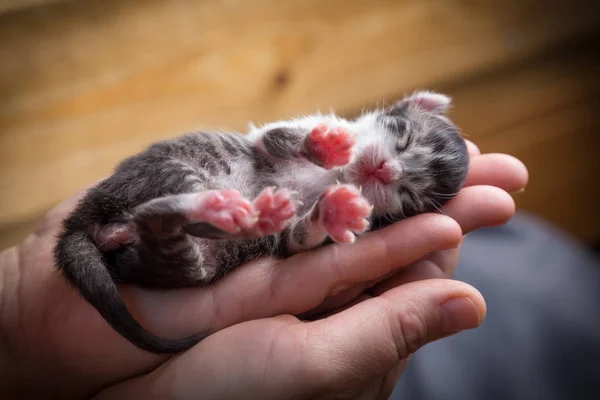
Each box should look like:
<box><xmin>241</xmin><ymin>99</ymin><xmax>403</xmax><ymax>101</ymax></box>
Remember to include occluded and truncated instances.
<box><xmin>253</xmin><ymin>187</ymin><xmax>297</xmax><ymax>235</ymax></box>
<box><xmin>189</xmin><ymin>189</ymin><xmax>257</xmax><ymax>234</ymax></box>
<box><xmin>306</xmin><ymin>124</ymin><xmax>356</xmax><ymax>169</ymax></box>
<box><xmin>319</xmin><ymin>184</ymin><xmax>372</xmax><ymax>243</ymax></box>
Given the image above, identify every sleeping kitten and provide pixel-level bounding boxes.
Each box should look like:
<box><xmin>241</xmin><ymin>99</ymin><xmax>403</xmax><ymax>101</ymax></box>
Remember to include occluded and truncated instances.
<box><xmin>54</xmin><ymin>91</ymin><xmax>469</xmax><ymax>354</ymax></box>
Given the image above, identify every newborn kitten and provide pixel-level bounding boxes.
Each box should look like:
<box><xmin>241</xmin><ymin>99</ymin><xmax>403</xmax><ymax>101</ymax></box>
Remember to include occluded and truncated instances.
<box><xmin>54</xmin><ymin>91</ymin><xmax>469</xmax><ymax>354</ymax></box>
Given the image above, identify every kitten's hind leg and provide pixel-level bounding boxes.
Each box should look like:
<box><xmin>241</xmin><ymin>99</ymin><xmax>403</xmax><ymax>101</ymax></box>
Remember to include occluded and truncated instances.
<box><xmin>287</xmin><ymin>184</ymin><xmax>372</xmax><ymax>252</ymax></box>
<box><xmin>256</xmin><ymin>124</ymin><xmax>355</xmax><ymax>169</ymax></box>
<box><xmin>134</xmin><ymin>188</ymin><xmax>297</xmax><ymax>241</ymax></box>
<box><xmin>251</xmin><ymin>187</ymin><xmax>298</xmax><ymax>236</ymax></box>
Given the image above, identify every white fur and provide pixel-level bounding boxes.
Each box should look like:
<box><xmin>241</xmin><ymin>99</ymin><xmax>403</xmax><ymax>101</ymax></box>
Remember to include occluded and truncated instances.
<box><xmin>245</xmin><ymin>91</ymin><xmax>460</xmax><ymax>218</ymax></box>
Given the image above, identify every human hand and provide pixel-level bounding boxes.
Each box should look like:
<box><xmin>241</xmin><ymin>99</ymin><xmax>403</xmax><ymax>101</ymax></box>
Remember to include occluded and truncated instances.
<box><xmin>0</xmin><ymin>141</ymin><xmax>527</xmax><ymax>399</ymax></box>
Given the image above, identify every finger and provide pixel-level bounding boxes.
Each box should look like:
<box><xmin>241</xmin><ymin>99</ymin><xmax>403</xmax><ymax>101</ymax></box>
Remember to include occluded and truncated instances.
<box><xmin>443</xmin><ymin>185</ymin><xmax>515</xmax><ymax>234</ymax></box>
<box><xmin>307</xmin><ymin>292</ymin><xmax>373</xmax><ymax>320</ymax></box>
<box><xmin>414</xmin><ymin>185</ymin><xmax>515</xmax><ymax>278</ymax></box>
<box><xmin>373</xmin><ymin>185</ymin><xmax>516</xmax><ymax>292</ymax></box>
<box><xmin>369</xmin><ymin>251</ymin><xmax>460</xmax><ymax>296</ymax></box>
<box><xmin>299</xmin><ymin>279</ymin><xmax>485</xmax><ymax>395</ymax></box>
<box><xmin>418</xmin><ymin>244</ymin><xmax>461</xmax><ymax>278</ymax></box>
<box><xmin>122</xmin><ymin>213</ymin><xmax>462</xmax><ymax>338</ymax></box>
<box><xmin>465</xmin><ymin>140</ymin><xmax>480</xmax><ymax>156</ymax></box>
<box><xmin>464</xmin><ymin>153</ymin><xmax>528</xmax><ymax>193</ymax></box>
<box><xmin>314</xmin><ymin>184</ymin><xmax>516</xmax><ymax>312</ymax></box>
<box><xmin>374</xmin><ymin>248</ymin><xmax>461</xmax><ymax>295</ymax></box>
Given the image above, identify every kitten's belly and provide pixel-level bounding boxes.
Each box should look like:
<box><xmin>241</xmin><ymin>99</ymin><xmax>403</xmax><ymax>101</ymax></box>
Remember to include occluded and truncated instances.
<box><xmin>273</xmin><ymin>160</ymin><xmax>342</xmax><ymax>214</ymax></box>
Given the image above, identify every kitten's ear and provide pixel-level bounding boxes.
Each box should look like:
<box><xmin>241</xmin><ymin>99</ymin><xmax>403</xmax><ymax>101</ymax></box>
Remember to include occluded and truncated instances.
<box><xmin>394</xmin><ymin>91</ymin><xmax>452</xmax><ymax>115</ymax></box>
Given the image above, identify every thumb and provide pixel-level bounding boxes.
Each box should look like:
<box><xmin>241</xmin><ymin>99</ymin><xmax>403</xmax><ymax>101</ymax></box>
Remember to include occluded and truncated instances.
<box><xmin>302</xmin><ymin>279</ymin><xmax>486</xmax><ymax>395</ymax></box>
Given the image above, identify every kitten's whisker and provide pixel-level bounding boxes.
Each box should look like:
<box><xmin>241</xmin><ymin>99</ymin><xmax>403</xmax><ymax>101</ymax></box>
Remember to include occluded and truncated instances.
<box><xmin>430</xmin><ymin>199</ymin><xmax>447</xmax><ymax>216</ymax></box>
<box><xmin>428</xmin><ymin>190</ymin><xmax>461</xmax><ymax>198</ymax></box>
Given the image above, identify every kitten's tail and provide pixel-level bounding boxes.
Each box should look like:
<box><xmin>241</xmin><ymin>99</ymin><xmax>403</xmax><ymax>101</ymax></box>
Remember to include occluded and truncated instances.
<box><xmin>54</xmin><ymin>229</ymin><xmax>207</xmax><ymax>354</ymax></box>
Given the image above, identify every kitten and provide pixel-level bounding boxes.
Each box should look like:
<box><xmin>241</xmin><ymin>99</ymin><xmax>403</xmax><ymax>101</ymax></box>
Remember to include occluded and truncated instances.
<box><xmin>54</xmin><ymin>91</ymin><xmax>469</xmax><ymax>354</ymax></box>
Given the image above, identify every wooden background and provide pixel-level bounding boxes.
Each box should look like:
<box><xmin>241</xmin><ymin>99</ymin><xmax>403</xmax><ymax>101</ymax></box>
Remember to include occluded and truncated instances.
<box><xmin>1</xmin><ymin>0</ymin><xmax>599</xmax><ymax>250</ymax></box>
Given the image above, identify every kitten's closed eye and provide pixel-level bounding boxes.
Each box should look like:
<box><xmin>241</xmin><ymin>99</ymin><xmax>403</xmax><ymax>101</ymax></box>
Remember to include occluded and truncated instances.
<box><xmin>378</xmin><ymin>114</ymin><xmax>407</xmax><ymax>136</ymax></box>
<box><xmin>396</xmin><ymin>138</ymin><xmax>409</xmax><ymax>152</ymax></box>
<box><xmin>397</xmin><ymin>187</ymin><xmax>420</xmax><ymax>216</ymax></box>
<box><xmin>381</xmin><ymin>116</ymin><xmax>411</xmax><ymax>151</ymax></box>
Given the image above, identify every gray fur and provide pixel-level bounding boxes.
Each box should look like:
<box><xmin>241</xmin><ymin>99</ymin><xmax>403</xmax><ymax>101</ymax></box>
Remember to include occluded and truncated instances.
<box><xmin>262</xmin><ymin>127</ymin><xmax>304</xmax><ymax>158</ymax></box>
<box><xmin>54</xmin><ymin>91</ymin><xmax>469</xmax><ymax>354</ymax></box>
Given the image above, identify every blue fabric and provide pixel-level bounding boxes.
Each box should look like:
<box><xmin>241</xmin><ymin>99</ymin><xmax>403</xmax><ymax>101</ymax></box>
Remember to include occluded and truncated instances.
<box><xmin>392</xmin><ymin>212</ymin><xmax>600</xmax><ymax>400</ymax></box>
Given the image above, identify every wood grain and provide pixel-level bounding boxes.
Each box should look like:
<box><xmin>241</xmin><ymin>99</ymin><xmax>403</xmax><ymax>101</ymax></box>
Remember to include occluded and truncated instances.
<box><xmin>0</xmin><ymin>0</ymin><xmax>69</xmax><ymax>14</ymax></box>
<box><xmin>1</xmin><ymin>0</ymin><xmax>599</xmax><ymax>248</ymax></box>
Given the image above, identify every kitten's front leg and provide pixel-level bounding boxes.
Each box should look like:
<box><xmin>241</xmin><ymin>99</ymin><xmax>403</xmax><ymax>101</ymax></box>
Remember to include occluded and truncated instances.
<box><xmin>257</xmin><ymin>124</ymin><xmax>356</xmax><ymax>169</ymax></box>
<box><xmin>287</xmin><ymin>184</ymin><xmax>372</xmax><ymax>252</ymax></box>
<box><xmin>302</xmin><ymin>124</ymin><xmax>356</xmax><ymax>169</ymax></box>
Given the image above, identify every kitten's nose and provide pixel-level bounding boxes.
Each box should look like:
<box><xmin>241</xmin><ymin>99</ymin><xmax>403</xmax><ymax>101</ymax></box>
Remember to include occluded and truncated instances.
<box><xmin>374</xmin><ymin>160</ymin><xmax>403</xmax><ymax>184</ymax></box>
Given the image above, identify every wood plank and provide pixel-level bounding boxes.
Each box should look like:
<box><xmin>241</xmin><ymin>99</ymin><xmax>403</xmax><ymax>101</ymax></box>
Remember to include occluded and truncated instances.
<box><xmin>479</xmin><ymin>103</ymin><xmax>600</xmax><ymax>243</ymax></box>
<box><xmin>446</xmin><ymin>41</ymin><xmax>600</xmax><ymax>141</ymax></box>
<box><xmin>1</xmin><ymin>0</ymin><xmax>599</xmax><ymax>230</ymax></box>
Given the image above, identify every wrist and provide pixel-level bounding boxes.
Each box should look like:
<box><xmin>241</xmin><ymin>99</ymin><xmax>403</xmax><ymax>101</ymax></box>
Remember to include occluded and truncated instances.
<box><xmin>0</xmin><ymin>246</ymin><xmax>24</xmax><ymax>398</ymax></box>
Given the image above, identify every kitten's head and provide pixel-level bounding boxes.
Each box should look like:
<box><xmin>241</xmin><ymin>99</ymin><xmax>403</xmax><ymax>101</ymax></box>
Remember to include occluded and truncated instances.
<box><xmin>345</xmin><ymin>91</ymin><xmax>469</xmax><ymax>219</ymax></box>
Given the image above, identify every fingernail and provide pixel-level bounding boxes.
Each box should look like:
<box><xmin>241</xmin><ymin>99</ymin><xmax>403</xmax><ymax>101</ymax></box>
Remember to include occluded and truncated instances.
<box><xmin>511</xmin><ymin>188</ymin><xmax>525</xmax><ymax>195</ymax></box>
<box><xmin>441</xmin><ymin>297</ymin><xmax>482</xmax><ymax>333</ymax></box>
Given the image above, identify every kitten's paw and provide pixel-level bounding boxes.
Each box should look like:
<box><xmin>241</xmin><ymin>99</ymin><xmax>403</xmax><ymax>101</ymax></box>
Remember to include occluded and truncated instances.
<box><xmin>253</xmin><ymin>187</ymin><xmax>297</xmax><ymax>235</ymax></box>
<box><xmin>188</xmin><ymin>189</ymin><xmax>257</xmax><ymax>234</ymax></box>
<box><xmin>319</xmin><ymin>184</ymin><xmax>372</xmax><ymax>243</ymax></box>
<box><xmin>305</xmin><ymin>124</ymin><xmax>356</xmax><ymax>169</ymax></box>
